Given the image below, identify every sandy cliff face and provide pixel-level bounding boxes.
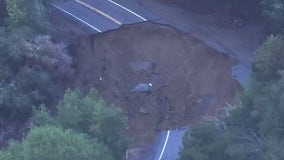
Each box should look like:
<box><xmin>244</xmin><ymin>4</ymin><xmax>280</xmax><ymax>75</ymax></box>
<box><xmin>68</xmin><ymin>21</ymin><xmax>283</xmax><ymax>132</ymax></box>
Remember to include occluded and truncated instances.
<box><xmin>71</xmin><ymin>22</ymin><xmax>239</xmax><ymax>145</ymax></box>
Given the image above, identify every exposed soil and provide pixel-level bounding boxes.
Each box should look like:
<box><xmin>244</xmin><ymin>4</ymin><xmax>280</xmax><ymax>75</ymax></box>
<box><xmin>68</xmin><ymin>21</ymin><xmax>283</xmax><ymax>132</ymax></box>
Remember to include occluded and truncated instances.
<box><xmin>140</xmin><ymin>0</ymin><xmax>267</xmax><ymax>67</ymax></box>
<box><xmin>71</xmin><ymin>22</ymin><xmax>239</xmax><ymax>145</ymax></box>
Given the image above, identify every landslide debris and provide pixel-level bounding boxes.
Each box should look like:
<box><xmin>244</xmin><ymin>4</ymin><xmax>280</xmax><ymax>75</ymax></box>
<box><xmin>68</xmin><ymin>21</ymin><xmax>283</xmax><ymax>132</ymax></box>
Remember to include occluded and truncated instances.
<box><xmin>71</xmin><ymin>23</ymin><xmax>239</xmax><ymax>145</ymax></box>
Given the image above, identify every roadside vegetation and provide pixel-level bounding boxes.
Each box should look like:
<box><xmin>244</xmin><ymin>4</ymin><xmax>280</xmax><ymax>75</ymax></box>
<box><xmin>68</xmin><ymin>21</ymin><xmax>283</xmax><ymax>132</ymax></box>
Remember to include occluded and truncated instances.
<box><xmin>0</xmin><ymin>0</ymin><xmax>128</xmax><ymax>159</ymax></box>
<box><xmin>180</xmin><ymin>0</ymin><xmax>284</xmax><ymax>159</ymax></box>
<box><xmin>0</xmin><ymin>0</ymin><xmax>283</xmax><ymax>159</ymax></box>
<box><xmin>261</xmin><ymin>0</ymin><xmax>284</xmax><ymax>33</ymax></box>
<box><xmin>0</xmin><ymin>89</ymin><xmax>128</xmax><ymax>160</ymax></box>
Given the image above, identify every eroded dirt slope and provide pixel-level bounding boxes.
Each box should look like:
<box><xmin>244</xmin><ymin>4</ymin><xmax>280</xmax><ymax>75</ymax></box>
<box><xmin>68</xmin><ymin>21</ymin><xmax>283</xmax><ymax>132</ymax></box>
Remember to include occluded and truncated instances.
<box><xmin>72</xmin><ymin>23</ymin><xmax>238</xmax><ymax>145</ymax></box>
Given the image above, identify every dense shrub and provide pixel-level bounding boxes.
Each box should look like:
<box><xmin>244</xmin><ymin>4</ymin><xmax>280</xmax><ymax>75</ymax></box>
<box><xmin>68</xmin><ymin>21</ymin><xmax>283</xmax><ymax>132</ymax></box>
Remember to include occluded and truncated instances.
<box><xmin>7</xmin><ymin>0</ymin><xmax>51</xmax><ymax>32</ymax></box>
<box><xmin>261</xmin><ymin>0</ymin><xmax>284</xmax><ymax>33</ymax></box>
<box><xmin>253</xmin><ymin>34</ymin><xmax>284</xmax><ymax>80</ymax></box>
<box><xmin>0</xmin><ymin>31</ymin><xmax>66</xmax><ymax>121</ymax></box>
<box><xmin>0</xmin><ymin>126</ymin><xmax>114</xmax><ymax>160</ymax></box>
<box><xmin>31</xmin><ymin>89</ymin><xmax>129</xmax><ymax>159</ymax></box>
<box><xmin>180</xmin><ymin>34</ymin><xmax>284</xmax><ymax>160</ymax></box>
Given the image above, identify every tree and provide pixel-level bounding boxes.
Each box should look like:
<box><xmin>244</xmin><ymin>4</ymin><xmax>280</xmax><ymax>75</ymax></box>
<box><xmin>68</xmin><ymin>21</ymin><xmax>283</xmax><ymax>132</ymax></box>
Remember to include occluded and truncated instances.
<box><xmin>253</xmin><ymin>34</ymin><xmax>284</xmax><ymax>80</ymax></box>
<box><xmin>30</xmin><ymin>105</ymin><xmax>55</xmax><ymax>126</ymax></box>
<box><xmin>0</xmin><ymin>126</ymin><xmax>114</xmax><ymax>160</ymax></box>
<box><xmin>0</xmin><ymin>29</ymin><xmax>58</xmax><ymax>121</ymax></box>
<box><xmin>180</xmin><ymin>33</ymin><xmax>284</xmax><ymax>160</ymax></box>
<box><xmin>0</xmin><ymin>0</ymin><xmax>8</xmax><ymax>26</ymax></box>
<box><xmin>180</xmin><ymin>74</ymin><xmax>284</xmax><ymax>160</ymax></box>
<box><xmin>31</xmin><ymin>89</ymin><xmax>129</xmax><ymax>159</ymax></box>
<box><xmin>179</xmin><ymin>123</ymin><xmax>221</xmax><ymax>160</ymax></box>
<box><xmin>0</xmin><ymin>141</ymin><xmax>23</xmax><ymax>160</ymax></box>
<box><xmin>89</xmin><ymin>101</ymin><xmax>128</xmax><ymax>159</ymax></box>
<box><xmin>0</xmin><ymin>29</ymin><xmax>73</xmax><ymax>121</ymax></box>
<box><xmin>55</xmin><ymin>89</ymin><xmax>98</xmax><ymax>132</ymax></box>
<box><xmin>7</xmin><ymin>0</ymin><xmax>51</xmax><ymax>32</ymax></box>
<box><xmin>261</xmin><ymin>0</ymin><xmax>284</xmax><ymax>33</ymax></box>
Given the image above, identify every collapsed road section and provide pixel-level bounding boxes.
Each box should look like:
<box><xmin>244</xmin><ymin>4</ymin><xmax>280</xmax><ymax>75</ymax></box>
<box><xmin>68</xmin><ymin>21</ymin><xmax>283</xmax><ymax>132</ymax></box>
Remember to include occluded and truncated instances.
<box><xmin>71</xmin><ymin>23</ymin><xmax>239</xmax><ymax>145</ymax></box>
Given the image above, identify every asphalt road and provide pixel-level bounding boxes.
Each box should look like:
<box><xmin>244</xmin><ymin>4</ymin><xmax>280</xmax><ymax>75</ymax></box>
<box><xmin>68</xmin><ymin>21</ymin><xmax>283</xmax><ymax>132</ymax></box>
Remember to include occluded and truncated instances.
<box><xmin>52</xmin><ymin>0</ymin><xmax>260</xmax><ymax>159</ymax></box>
<box><xmin>53</xmin><ymin>0</ymin><xmax>255</xmax><ymax>88</ymax></box>
<box><xmin>52</xmin><ymin>0</ymin><xmax>149</xmax><ymax>33</ymax></box>
<box><xmin>136</xmin><ymin>129</ymin><xmax>186</xmax><ymax>160</ymax></box>
<box><xmin>152</xmin><ymin>129</ymin><xmax>186</xmax><ymax>160</ymax></box>
<box><xmin>53</xmin><ymin>1</ymin><xmax>118</xmax><ymax>33</ymax></box>
<box><xmin>81</xmin><ymin>0</ymin><xmax>145</xmax><ymax>23</ymax></box>
<box><xmin>231</xmin><ymin>63</ymin><xmax>251</xmax><ymax>88</ymax></box>
<box><xmin>52</xmin><ymin>1</ymin><xmax>185</xmax><ymax>159</ymax></box>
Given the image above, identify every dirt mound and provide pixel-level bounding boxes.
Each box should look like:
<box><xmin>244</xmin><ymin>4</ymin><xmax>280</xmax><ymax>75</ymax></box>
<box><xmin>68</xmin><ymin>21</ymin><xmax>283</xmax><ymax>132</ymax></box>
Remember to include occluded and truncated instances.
<box><xmin>72</xmin><ymin>23</ymin><xmax>238</xmax><ymax>145</ymax></box>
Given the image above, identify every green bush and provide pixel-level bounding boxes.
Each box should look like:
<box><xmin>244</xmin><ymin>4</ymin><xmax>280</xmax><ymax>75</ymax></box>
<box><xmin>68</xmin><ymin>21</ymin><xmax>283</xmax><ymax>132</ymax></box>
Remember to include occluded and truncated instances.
<box><xmin>56</xmin><ymin>89</ymin><xmax>97</xmax><ymax>132</ymax></box>
<box><xmin>0</xmin><ymin>0</ymin><xmax>8</xmax><ymax>26</ymax></box>
<box><xmin>261</xmin><ymin>0</ymin><xmax>284</xmax><ymax>33</ymax></box>
<box><xmin>0</xmin><ymin>141</ymin><xmax>23</xmax><ymax>160</ymax></box>
<box><xmin>179</xmin><ymin>72</ymin><xmax>284</xmax><ymax>160</ymax></box>
<box><xmin>31</xmin><ymin>89</ymin><xmax>129</xmax><ymax>159</ymax></box>
<box><xmin>180</xmin><ymin>34</ymin><xmax>284</xmax><ymax>159</ymax></box>
<box><xmin>7</xmin><ymin>0</ymin><xmax>51</xmax><ymax>32</ymax></box>
<box><xmin>89</xmin><ymin>102</ymin><xmax>128</xmax><ymax>159</ymax></box>
<box><xmin>30</xmin><ymin>105</ymin><xmax>55</xmax><ymax>126</ymax></box>
<box><xmin>0</xmin><ymin>126</ymin><xmax>114</xmax><ymax>160</ymax></box>
<box><xmin>0</xmin><ymin>67</ymin><xmax>59</xmax><ymax>121</ymax></box>
<box><xmin>0</xmin><ymin>29</ymin><xmax>69</xmax><ymax>121</ymax></box>
<box><xmin>253</xmin><ymin>34</ymin><xmax>284</xmax><ymax>80</ymax></box>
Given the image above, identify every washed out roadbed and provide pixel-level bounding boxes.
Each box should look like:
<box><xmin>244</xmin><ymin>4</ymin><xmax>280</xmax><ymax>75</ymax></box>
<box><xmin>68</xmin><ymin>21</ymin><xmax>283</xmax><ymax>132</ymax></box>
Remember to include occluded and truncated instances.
<box><xmin>71</xmin><ymin>23</ymin><xmax>239</xmax><ymax>145</ymax></box>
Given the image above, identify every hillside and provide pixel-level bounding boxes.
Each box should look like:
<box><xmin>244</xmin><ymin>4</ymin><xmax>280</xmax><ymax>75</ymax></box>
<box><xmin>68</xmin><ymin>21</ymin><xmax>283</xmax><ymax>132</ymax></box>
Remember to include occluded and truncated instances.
<box><xmin>71</xmin><ymin>23</ymin><xmax>239</xmax><ymax>144</ymax></box>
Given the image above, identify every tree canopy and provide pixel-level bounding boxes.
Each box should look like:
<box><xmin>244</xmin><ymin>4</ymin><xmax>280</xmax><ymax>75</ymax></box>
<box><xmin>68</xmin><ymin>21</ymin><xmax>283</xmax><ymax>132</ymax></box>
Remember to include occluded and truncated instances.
<box><xmin>30</xmin><ymin>89</ymin><xmax>129</xmax><ymax>159</ymax></box>
<box><xmin>0</xmin><ymin>126</ymin><xmax>114</xmax><ymax>160</ymax></box>
<box><xmin>180</xmin><ymin>31</ymin><xmax>284</xmax><ymax>160</ymax></box>
<box><xmin>261</xmin><ymin>0</ymin><xmax>284</xmax><ymax>33</ymax></box>
<box><xmin>7</xmin><ymin>0</ymin><xmax>51</xmax><ymax>32</ymax></box>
